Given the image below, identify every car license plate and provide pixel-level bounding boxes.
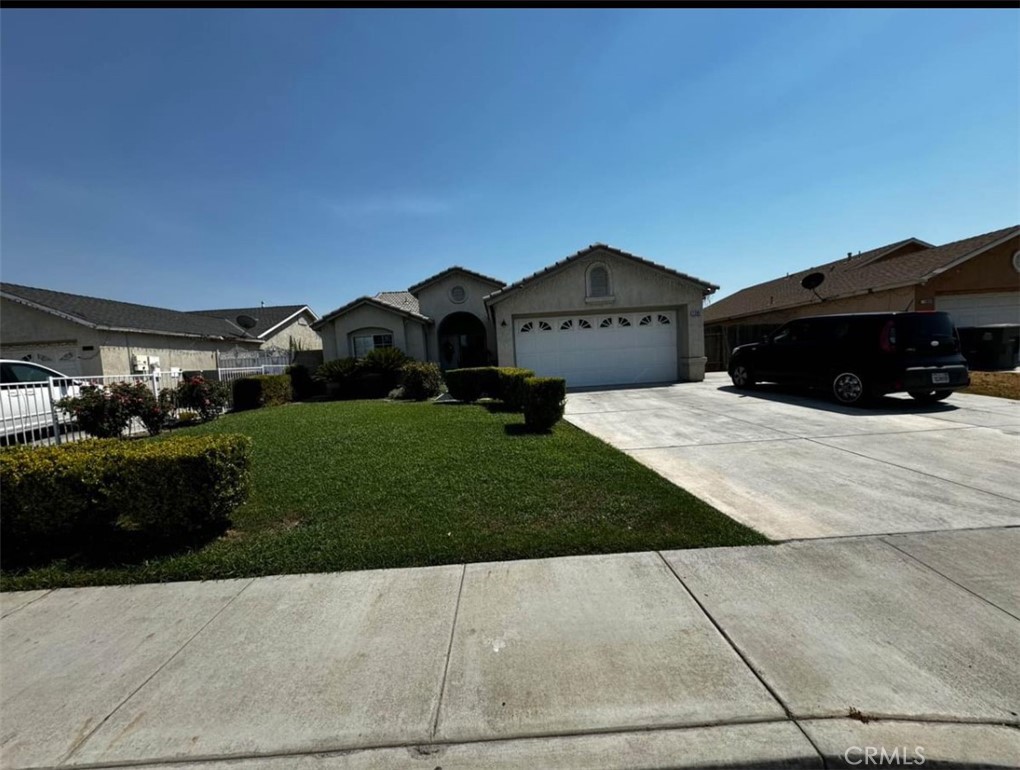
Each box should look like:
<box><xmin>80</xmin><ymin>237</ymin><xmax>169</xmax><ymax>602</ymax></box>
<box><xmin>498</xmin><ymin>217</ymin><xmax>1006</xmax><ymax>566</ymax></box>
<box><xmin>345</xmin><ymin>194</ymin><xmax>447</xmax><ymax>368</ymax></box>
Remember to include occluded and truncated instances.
<box><xmin>932</xmin><ymin>372</ymin><xmax>950</xmax><ymax>384</ymax></box>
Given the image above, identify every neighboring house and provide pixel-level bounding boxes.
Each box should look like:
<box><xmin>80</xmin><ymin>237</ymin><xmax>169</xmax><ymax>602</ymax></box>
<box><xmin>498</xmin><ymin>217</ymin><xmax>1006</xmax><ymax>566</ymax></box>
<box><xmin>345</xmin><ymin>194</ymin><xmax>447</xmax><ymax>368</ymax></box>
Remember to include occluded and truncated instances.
<box><xmin>0</xmin><ymin>283</ymin><xmax>319</xmax><ymax>377</ymax></box>
<box><xmin>314</xmin><ymin>244</ymin><xmax>717</xmax><ymax>387</ymax></box>
<box><xmin>704</xmin><ymin>225</ymin><xmax>1020</xmax><ymax>371</ymax></box>
<box><xmin>187</xmin><ymin>305</ymin><xmax>323</xmax><ymax>354</ymax></box>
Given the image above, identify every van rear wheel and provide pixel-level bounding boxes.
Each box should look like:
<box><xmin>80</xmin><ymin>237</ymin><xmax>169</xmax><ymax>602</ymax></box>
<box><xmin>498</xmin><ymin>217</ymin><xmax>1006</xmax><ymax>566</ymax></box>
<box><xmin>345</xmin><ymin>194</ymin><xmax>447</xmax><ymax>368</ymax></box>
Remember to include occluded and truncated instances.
<box><xmin>909</xmin><ymin>389</ymin><xmax>952</xmax><ymax>403</ymax></box>
<box><xmin>832</xmin><ymin>371</ymin><xmax>867</xmax><ymax>405</ymax></box>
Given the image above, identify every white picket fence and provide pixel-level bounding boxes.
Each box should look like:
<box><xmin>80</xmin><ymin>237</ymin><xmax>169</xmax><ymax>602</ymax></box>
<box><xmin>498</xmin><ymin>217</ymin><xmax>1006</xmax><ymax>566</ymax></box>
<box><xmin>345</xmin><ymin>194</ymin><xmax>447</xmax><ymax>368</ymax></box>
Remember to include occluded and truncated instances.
<box><xmin>0</xmin><ymin>372</ymin><xmax>182</xmax><ymax>447</ymax></box>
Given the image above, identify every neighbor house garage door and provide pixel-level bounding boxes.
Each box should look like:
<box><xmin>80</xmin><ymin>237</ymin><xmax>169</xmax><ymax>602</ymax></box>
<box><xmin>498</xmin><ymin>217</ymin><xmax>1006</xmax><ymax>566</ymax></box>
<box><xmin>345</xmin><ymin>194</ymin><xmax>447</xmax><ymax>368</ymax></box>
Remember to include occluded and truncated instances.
<box><xmin>514</xmin><ymin>311</ymin><xmax>677</xmax><ymax>388</ymax></box>
<box><xmin>0</xmin><ymin>344</ymin><xmax>82</xmax><ymax>376</ymax></box>
<box><xmin>936</xmin><ymin>292</ymin><xmax>1020</xmax><ymax>327</ymax></box>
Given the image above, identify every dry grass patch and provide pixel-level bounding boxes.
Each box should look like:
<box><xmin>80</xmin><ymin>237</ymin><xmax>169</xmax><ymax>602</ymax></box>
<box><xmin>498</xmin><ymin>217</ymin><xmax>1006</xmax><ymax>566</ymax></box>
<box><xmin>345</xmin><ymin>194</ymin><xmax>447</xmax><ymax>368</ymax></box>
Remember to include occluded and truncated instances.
<box><xmin>962</xmin><ymin>371</ymin><xmax>1020</xmax><ymax>400</ymax></box>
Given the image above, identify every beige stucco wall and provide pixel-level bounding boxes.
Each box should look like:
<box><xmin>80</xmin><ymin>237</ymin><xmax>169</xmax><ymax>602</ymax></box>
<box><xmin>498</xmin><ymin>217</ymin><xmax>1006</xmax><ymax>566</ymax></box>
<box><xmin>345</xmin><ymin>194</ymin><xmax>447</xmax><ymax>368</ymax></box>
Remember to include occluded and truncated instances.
<box><xmin>259</xmin><ymin>310</ymin><xmax>323</xmax><ymax>352</ymax></box>
<box><xmin>98</xmin><ymin>333</ymin><xmax>261</xmax><ymax>375</ymax></box>
<box><xmin>487</xmin><ymin>249</ymin><xmax>710</xmax><ymax>381</ymax></box>
<box><xmin>414</xmin><ymin>273</ymin><xmax>501</xmax><ymax>362</ymax></box>
<box><xmin>320</xmin><ymin>303</ymin><xmax>428</xmax><ymax>361</ymax></box>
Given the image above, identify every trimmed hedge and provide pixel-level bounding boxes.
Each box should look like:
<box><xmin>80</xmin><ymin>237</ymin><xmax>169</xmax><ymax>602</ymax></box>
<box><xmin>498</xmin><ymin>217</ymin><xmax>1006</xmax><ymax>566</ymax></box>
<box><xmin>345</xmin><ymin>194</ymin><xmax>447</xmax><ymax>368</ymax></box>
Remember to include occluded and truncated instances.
<box><xmin>444</xmin><ymin>367</ymin><xmax>499</xmax><ymax>402</ymax></box>
<box><xmin>0</xmin><ymin>435</ymin><xmax>252</xmax><ymax>566</ymax></box>
<box><xmin>401</xmin><ymin>361</ymin><xmax>443</xmax><ymax>400</ymax></box>
<box><xmin>233</xmin><ymin>374</ymin><xmax>293</xmax><ymax>411</ymax></box>
<box><xmin>496</xmin><ymin>367</ymin><xmax>535</xmax><ymax>411</ymax></box>
<box><xmin>523</xmin><ymin>377</ymin><xmax>567</xmax><ymax>432</ymax></box>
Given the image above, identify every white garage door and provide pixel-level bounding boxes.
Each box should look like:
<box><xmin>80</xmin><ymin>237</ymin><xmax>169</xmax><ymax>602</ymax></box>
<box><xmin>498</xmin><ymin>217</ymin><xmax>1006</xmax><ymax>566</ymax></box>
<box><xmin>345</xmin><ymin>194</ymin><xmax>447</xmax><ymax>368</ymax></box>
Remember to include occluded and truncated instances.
<box><xmin>936</xmin><ymin>293</ymin><xmax>1020</xmax><ymax>327</ymax></box>
<box><xmin>514</xmin><ymin>311</ymin><xmax>677</xmax><ymax>388</ymax></box>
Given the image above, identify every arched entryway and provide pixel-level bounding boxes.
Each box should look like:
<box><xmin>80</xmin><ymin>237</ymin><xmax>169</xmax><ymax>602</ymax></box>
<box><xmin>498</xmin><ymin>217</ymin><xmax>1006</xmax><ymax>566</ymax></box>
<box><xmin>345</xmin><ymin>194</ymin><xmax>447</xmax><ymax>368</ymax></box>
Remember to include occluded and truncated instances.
<box><xmin>438</xmin><ymin>312</ymin><xmax>488</xmax><ymax>369</ymax></box>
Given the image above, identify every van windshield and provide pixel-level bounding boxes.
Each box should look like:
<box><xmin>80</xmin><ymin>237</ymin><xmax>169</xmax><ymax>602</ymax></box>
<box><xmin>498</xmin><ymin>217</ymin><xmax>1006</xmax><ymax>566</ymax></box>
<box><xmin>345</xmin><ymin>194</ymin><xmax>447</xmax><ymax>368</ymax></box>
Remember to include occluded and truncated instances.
<box><xmin>896</xmin><ymin>313</ymin><xmax>959</xmax><ymax>353</ymax></box>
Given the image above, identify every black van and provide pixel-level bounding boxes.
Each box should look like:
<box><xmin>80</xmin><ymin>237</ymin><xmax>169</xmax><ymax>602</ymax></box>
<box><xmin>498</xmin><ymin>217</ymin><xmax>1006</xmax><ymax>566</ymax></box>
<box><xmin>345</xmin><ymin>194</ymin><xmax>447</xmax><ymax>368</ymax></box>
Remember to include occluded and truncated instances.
<box><xmin>727</xmin><ymin>311</ymin><xmax>970</xmax><ymax>405</ymax></box>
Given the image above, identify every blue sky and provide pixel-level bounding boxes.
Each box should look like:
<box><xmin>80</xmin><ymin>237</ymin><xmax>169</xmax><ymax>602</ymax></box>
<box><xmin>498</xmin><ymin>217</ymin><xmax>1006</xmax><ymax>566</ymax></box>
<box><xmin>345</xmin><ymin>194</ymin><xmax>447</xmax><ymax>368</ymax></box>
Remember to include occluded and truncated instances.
<box><xmin>2</xmin><ymin>8</ymin><xmax>1018</xmax><ymax>315</ymax></box>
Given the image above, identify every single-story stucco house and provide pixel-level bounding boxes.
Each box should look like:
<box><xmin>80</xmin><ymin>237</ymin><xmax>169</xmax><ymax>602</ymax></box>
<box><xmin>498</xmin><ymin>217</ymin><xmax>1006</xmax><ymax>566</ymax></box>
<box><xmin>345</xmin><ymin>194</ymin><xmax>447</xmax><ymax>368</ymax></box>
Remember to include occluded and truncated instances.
<box><xmin>313</xmin><ymin>244</ymin><xmax>718</xmax><ymax>387</ymax></box>
<box><xmin>0</xmin><ymin>282</ymin><xmax>321</xmax><ymax>376</ymax></box>
<box><xmin>703</xmin><ymin>224</ymin><xmax>1020</xmax><ymax>371</ymax></box>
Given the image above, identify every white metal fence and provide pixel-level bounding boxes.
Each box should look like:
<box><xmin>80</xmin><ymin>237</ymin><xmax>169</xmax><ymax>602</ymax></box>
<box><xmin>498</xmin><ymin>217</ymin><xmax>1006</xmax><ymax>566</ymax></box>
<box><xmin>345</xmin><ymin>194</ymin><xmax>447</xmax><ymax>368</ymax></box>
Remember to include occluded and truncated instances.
<box><xmin>0</xmin><ymin>372</ymin><xmax>182</xmax><ymax>447</ymax></box>
<box><xmin>217</xmin><ymin>364</ymin><xmax>289</xmax><ymax>383</ymax></box>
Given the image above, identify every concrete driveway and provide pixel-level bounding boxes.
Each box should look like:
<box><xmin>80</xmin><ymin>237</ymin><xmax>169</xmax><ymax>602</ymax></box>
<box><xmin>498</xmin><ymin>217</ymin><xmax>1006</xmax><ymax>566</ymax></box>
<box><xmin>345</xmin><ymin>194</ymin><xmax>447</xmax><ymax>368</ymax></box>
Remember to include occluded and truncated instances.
<box><xmin>565</xmin><ymin>372</ymin><xmax>1020</xmax><ymax>540</ymax></box>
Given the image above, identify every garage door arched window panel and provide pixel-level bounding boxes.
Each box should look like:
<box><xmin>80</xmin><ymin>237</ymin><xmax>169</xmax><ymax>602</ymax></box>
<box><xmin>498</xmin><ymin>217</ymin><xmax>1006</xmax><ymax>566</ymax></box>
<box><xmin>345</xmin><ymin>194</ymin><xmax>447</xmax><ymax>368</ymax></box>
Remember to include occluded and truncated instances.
<box><xmin>617</xmin><ymin>316</ymin><xmax>631</xmax><ymax>327</ymax></box>
<box><xmin>520</xmin><ymin>321</ymin><xmax>534</xmax><ymax>333</ymax></box>
<box><xmin>560</xmin><ymin>319</ymin><xmax>574</xmax><ymax>331</ymax></box>
<box><xmin>639</xmin><ymin>315</ymin><xmax>652</xmax><ymax>326</ymax></box>
<box><xmin>578</xmin><ymin>318</ymin><xmax>592</xmax><ymax>329</ymax></box>
<box><xmin>599</xmin><ymin>317</ymin><xmax>614</xmax><ymax>328</ymax></box>
<box><xmin>657</xmin><ymin>314</ymin><xmax>671</xmax><ymax>326</ymax></box>
<box><xmin>538</xmin><ymin>321</ymin><xmax>552</xmax><ymax>331</ymax></box>
<box><xmin>586</xmin><ymin>263</ymin><xmax>612</xmax><ymax>299</ymax></box>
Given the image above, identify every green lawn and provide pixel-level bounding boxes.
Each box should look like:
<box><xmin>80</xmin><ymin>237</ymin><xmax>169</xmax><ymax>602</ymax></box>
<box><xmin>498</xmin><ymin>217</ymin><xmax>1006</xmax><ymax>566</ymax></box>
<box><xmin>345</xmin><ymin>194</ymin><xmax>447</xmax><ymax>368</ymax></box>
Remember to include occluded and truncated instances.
<box><xmin>2</xmin><ymin>400</ymin><xmax>768</xmax><ymax>590</ymax></box>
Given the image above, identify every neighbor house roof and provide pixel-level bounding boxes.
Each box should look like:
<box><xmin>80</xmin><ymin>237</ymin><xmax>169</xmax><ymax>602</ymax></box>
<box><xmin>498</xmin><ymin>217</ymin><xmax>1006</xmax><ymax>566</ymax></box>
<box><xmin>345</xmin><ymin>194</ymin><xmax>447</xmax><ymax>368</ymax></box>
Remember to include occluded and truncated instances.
<box><xmin>312</xmin><ymin>295</ymin><xmax>431</xmax><ymax>330</ymax></box>
<box><xmin>407</xmin><ymin>266</ymin><xmax>505</xmax><ymax>294</ymax></box>
<box><xmin>483</xmin><ymin>243</ymin><xmax>719</xmax><ymax>305</ymax></box>
<box><xmin>0</xmin><ymin>283</ymin><xmax>261</xmax><ymax>342</ymax></box>
<box><xmin>704</xmin><ymin>225</ymin><xmax>1020</xmax><ymax>324</ymax></box>
<box><xmin>188</xmin><ymin>305</ymin><xmax>319</xmax><ymax>339</ymax></box>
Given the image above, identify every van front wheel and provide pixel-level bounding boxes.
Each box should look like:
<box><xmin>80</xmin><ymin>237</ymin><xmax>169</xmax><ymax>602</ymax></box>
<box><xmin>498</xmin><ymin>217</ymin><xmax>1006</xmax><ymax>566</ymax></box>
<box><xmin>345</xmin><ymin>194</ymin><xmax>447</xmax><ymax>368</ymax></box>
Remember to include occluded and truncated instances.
<box><xmin>832</xmin><ymin>371</ymin><xmax>867</xmax><ymax>405</ymax></box>
<box><xmin>909</xmin><ymin>389</ymin><xmax>952</xmax><ymax>403</ymax></box>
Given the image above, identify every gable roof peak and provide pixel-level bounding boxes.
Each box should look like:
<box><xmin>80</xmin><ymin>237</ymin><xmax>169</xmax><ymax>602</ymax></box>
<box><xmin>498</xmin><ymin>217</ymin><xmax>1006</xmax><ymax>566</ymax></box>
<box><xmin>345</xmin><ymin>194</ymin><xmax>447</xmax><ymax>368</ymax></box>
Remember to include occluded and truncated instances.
<box><xmin>484</xmin><ymin>243</ymin><xmax>718</xmax><ymax>305</ymax></box>
<box><xmin>407</xmin><ymin>266</ymin><xmax>505</xmax><ymax>295</ymax></box>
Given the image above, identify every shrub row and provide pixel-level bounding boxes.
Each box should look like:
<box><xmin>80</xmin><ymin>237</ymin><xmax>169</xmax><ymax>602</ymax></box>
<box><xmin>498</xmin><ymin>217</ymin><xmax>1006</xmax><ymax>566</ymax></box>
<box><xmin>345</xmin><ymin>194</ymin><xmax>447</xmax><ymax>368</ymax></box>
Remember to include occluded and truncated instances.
<box><xmin>0</xmin><ymin>434</ymin><xmax>252</xmax><ymax>566</ymax></box>
<box><xmin>443</xmin><ymin>366</ymin><xmax>565</xmax><ymax>432</ymax></box>
<box><xmin>312</xmin><ymin>349</ymin><xmax>444</xmax><ymax>401</ymax></box>
<box><xmin>233</xmin><ymin>374</ymin><xmax>293</xmax><ymax>411</ymax></box>
<box><xmin>314</xmin><ymin>348</ymin><xmax>410</xmax><ymax>399</ymax></box>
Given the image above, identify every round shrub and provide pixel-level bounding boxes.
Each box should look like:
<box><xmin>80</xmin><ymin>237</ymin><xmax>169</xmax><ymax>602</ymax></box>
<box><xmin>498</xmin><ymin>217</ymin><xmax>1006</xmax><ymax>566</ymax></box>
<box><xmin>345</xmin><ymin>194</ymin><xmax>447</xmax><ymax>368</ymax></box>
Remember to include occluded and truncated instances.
<box><xmin>401</xmin><ymin>361</ymin><xmax>443</xmax><ymax>400</ymax></box>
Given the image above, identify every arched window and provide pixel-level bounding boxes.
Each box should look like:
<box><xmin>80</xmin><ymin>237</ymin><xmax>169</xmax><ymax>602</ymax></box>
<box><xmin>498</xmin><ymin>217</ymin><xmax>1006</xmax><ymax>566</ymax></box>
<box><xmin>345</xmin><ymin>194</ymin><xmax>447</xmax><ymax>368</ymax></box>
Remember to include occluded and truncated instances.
<box><xmin>586</xmin><ymin>264</ymin><xmax>611</xmax><ymax>298</ymax></box>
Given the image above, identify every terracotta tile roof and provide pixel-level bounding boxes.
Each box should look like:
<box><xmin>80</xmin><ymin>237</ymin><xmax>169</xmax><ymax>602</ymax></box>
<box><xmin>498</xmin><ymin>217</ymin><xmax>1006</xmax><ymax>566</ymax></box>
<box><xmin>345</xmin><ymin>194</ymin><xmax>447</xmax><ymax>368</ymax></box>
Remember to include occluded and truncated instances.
<box><xmin>483</xmin><ymin>243</ymin><xmax>718</xmax><ymax>305</ymax></box>
<box><xmin>1</xmin><ymin>282</ymin><xmax>259</xmax><ymax>341</ymax></box>
<box><xmin>373</xmin><ymin>291</ymin><xmax>421</xmax><ymax>315</ymax></box>
<box><xmin>407</xmin><ymin>266</ymin><xmax>505</xmax><ymax>295</ymax></box>
<box><xmin>704</xmin><ymin>225</ymin><xmax>1020</xmax><ymax>324</ymax></box>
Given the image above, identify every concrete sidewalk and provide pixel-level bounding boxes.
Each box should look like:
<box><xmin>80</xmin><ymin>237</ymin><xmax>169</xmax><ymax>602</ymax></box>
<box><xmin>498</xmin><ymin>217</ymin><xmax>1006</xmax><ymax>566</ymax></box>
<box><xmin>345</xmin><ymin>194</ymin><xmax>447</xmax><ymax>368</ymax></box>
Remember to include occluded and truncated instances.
<box><xmin>2</xmin><ymin>528</ymin><xmax>1019</xmax><ymax>769</ymax></box>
